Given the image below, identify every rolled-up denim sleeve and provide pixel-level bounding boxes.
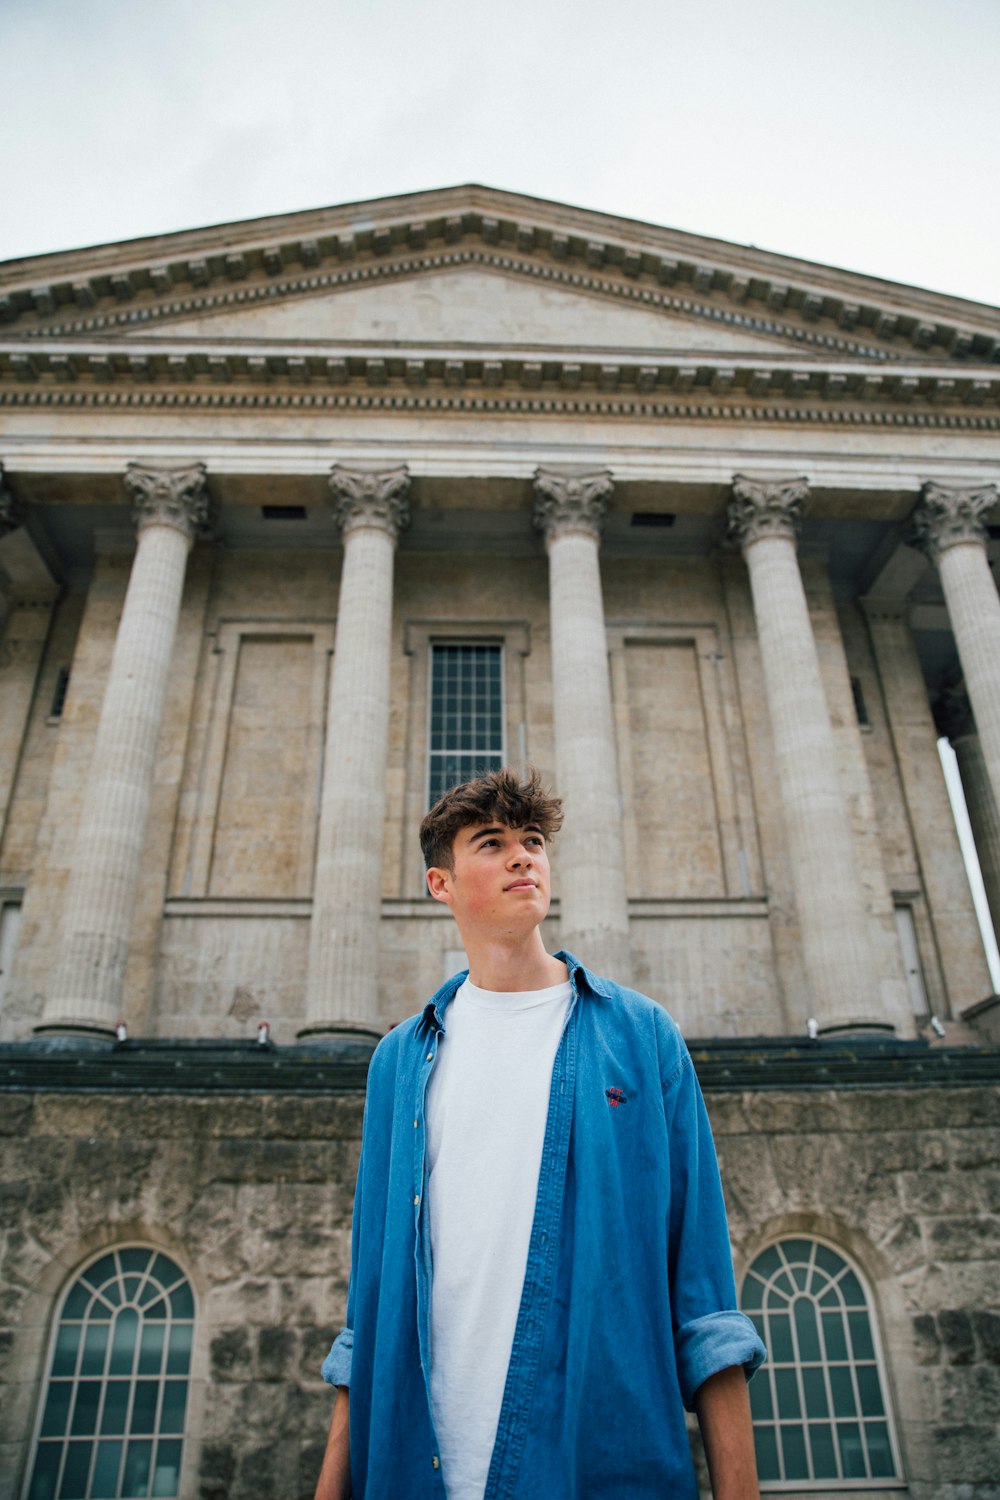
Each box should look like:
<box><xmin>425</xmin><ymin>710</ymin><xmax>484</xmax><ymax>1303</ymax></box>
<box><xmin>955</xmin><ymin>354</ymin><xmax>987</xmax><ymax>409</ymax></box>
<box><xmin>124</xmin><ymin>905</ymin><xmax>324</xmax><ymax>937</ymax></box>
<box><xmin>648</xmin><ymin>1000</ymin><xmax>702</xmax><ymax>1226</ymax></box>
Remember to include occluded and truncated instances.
<box><xmin>663</xmin><ymin>1046</ymin><xmax>767</xmax><ymax>1409</ymax></box>
<box><xmin>321</xmin><ymin>1326</ymin><xmax>353</xmax><ymax>1386</ymax></box>
<box><xmin>674</xmin><ymin>1309</ymin><xmax>766</xmax><ymax>1409</ymax></box>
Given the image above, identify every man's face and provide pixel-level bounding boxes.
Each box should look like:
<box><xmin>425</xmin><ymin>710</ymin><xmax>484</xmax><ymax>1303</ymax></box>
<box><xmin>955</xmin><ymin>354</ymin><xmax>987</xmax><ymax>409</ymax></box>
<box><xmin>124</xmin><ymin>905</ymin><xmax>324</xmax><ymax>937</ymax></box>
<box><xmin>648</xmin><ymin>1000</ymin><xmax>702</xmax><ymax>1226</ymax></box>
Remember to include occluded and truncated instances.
<box><xmin>427</xmin><ymin>821</ymin><xmax>552</xmax><ymax>937</ymax></box>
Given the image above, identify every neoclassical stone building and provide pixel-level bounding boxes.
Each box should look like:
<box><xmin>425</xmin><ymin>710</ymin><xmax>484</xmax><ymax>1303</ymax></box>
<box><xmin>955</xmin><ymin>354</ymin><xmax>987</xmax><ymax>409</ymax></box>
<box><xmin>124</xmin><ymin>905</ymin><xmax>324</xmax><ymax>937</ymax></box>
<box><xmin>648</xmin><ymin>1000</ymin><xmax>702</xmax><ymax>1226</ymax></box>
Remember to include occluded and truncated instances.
<box><xmin>0</xmin><ymin>186</ymin><xmax>998</xmax><ymax>1499</ymax></box>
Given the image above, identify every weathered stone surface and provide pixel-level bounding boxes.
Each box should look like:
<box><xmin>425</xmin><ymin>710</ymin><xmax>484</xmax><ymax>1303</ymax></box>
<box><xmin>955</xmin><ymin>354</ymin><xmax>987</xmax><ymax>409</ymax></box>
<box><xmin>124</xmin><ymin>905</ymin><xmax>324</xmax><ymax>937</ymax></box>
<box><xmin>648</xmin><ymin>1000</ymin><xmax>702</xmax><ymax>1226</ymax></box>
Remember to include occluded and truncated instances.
<box><xmin>1</xmin><ymin>1078</ymin><xmax>996</xmax><ymax>1497</ymax></box>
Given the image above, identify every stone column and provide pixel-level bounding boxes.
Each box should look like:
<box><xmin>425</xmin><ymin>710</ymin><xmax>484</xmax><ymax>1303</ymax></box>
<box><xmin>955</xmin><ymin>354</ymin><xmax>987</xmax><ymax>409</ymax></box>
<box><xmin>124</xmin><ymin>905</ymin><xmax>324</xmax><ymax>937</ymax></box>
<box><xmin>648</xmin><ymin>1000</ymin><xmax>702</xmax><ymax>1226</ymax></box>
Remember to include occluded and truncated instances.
<box><xmin>912</xmin><ymin>483</ymin><xmax>1000</xmax><ymax>818</ymax></box>
<box><xmin>39</xmin><ymin>464</ymin><xmax>208</xmax><ymax>1037</ymax></box>
<box><xmin>863</xmin><ymin>604</ymin><xmax>993</xmax><ymax>1011</ymax></box>
<box><xmin>727</xmin><ymin>475</ymin><xmax>881</xmax><ymax>1032</ymax></box>
<box><xmin>0</xmin><ymin>470</ymin><xmax>60</xmax><ymax>847</ymax></box>
<box><xmin>936</xmin><ymin>684</ymin><xmax>1000</xmax><ymax>944</ymax></box>
<box><xmin>300</xmin><ymin>465</ymin><xmax>410</xmax><ymax>1040</ymax></box>
<box><xmin>533</xmin><ymin>466</ymin><xmax>631</xmax><ymax>980</ymax></box>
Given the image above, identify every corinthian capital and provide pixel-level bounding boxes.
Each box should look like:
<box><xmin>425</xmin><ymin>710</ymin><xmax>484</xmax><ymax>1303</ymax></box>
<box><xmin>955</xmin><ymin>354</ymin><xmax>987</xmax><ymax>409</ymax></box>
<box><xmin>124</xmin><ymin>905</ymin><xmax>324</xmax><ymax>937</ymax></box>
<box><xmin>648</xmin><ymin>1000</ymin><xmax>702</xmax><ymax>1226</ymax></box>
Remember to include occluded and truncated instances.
<box><xmin>726</xmin><ymin>473</ymin><xmax>810</xmax><ymax>553</ymax></box>
<box><xmin>910</xmin><ymin>481</ymin><xmax>998</xmax><ymax>560</ymax></box>
<box><xmin>125</xmin><ymin>462</ymin><xmax>210</xmax><ymax>542</ymax></box>
<box><xmin>329</xmin><ymin>464</ymin><xmax>411</xmax><ymax>540</ymax></box>
<box><xmin>0</xmin><ymin>464</ymin><xmax>24</xmax><ymax>537</ymax></box>
<box><xmin>932</xmin><ymin>680</ymin><xmax>976</xmax><ymax>742</ymax></box>
<box><xmin>533</xmin><ymin>466</ymin><xmax>612</xmax><ymax>543</ymax></box>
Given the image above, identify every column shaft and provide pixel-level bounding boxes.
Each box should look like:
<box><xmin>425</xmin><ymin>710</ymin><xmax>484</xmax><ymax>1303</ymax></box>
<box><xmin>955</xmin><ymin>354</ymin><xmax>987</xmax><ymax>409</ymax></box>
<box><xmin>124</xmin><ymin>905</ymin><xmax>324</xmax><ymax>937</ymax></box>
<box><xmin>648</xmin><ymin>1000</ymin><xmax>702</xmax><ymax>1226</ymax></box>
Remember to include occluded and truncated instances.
<box><xmin>952</xmin><ymin>731</ymin><xmax>1000</xmax><ymax>944</ymax></box>
<box><xmin>865</xmin><ymin>605</ymin><xmax>993</xmax><ymax>1011</ymax></box>
<box><xmin>301</xmin><ymin>466</ymin><xmax>408</xmax><ymax>1039</ymax></box>
<box><xmin>41</xmin><ymin>495</ymin><xmax>199</xmax><ymax>1035</ymax></box>
<box><xmin>730</xmin><ymin>476</ymin><xmax>883</xmax><ymax>1031</ymax></box>
<box><xmin>937</xmin><ymin>541</ymin><xmax>1000</xmax><ymax>814</ymax></box>
<box><xmin>912</xmin><ymin>482</ymin><xmax>1000</xmax><ymax>820</ymax></box>
<box><xmin>535</xmin><ymin>468</ymin><xmax>630</xmax><ymax>979</ymax></box>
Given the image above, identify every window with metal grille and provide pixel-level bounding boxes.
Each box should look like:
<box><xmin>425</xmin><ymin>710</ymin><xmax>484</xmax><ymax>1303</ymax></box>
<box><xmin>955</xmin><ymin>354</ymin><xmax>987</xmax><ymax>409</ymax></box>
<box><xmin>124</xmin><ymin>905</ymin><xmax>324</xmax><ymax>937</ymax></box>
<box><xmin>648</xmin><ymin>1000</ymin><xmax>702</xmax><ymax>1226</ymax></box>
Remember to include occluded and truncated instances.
<box><xmin>427</xmin><ymin>643</ymin><xmax>504</xmax><ymax>807</ymax></box>
<box><xmin>741</xmin><ymin>1238</ymin><xmax>901</xmax><ymax>1488</ymax></box>
<box><xmin>26</xmin><ymin>1247</ymin><xmax>194</xmax><ymax>1500</ymax></box>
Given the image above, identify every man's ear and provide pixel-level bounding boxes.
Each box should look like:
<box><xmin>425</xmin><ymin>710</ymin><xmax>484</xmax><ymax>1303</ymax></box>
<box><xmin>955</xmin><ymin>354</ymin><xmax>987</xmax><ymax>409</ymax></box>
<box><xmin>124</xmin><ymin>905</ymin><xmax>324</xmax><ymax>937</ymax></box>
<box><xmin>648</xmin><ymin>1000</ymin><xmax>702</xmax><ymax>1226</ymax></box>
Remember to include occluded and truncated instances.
<box><xmin>426</xmin><ymin>866</ymin><xmax>453</xmax><ymax>906</ymax></box>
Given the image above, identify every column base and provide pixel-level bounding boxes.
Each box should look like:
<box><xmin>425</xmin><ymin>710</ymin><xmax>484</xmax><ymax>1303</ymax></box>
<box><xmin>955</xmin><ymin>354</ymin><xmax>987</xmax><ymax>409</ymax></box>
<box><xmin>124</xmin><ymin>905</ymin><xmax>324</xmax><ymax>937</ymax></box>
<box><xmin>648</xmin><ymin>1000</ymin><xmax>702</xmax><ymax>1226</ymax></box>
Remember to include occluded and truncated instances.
<box><xmin>297</xmin><ymin>1019</ymin><xmax>384</xmax><ymax>1045</ymax></box>
<box><xmin>816</xmin><ymin>1018</ymin><xmax>897</xmax><ymax>1040</ymax></box>
<box><xmin>33</xmin><ymin>1019</ymin><xmax>116</xmax><ymax>1044</ymax></box>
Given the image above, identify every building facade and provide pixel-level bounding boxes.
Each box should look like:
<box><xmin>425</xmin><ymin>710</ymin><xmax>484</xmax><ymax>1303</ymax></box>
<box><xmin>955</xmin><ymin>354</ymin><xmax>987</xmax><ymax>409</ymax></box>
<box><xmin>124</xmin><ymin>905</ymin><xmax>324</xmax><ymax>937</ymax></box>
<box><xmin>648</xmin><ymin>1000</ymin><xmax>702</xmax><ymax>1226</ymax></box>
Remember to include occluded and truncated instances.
<box><xmin>0</xmin><ymin>186</ymin><xmax>998</xmax><ymax>1498</ymax></box>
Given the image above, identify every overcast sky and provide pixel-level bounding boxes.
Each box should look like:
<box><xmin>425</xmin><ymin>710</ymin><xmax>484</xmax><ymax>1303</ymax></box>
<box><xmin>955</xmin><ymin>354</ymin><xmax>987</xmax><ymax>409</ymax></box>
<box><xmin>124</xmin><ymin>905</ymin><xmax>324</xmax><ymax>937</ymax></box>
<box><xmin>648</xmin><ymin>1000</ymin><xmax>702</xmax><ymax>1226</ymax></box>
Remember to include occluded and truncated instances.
<box><xmin>2</xmin><ymin>0</ymin><xmax>999</xmax><ymax>306</ymax></box>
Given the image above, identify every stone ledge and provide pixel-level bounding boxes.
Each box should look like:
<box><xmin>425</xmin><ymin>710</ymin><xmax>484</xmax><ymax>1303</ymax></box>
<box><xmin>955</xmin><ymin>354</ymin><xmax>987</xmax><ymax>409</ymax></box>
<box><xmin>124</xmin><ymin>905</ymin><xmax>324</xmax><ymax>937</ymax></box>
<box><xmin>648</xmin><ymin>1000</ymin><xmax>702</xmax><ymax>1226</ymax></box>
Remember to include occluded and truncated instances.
<box><xmin>1</xmin><ymin>1035</ymin><xmax>997</xmax><ymax>1095</ymax></box>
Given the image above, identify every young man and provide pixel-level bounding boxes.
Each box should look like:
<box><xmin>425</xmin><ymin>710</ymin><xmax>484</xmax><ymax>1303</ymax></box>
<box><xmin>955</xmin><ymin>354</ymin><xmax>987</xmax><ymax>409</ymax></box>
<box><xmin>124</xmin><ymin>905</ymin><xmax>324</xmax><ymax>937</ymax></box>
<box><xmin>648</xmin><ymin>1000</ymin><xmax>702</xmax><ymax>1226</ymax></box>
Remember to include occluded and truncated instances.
<box><xmin>315</xmin><ymin>767</ymin><xmax>765</xmax><ymax>1500</ymax></box>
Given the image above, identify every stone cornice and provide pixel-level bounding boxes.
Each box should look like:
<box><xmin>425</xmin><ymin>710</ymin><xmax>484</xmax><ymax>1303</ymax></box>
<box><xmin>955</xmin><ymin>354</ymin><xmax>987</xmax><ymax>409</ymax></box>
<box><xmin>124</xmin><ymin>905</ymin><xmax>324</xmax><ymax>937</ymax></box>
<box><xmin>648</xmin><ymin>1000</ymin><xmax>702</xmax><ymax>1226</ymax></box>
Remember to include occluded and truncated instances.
<box><xmin>533</xmin><ymin>465</ymin><xmax>613</xmax><ymax>542</ymax></box>
<box><xmin>910</xmin><ymin>480</ymin><xmax>1000</xmax><ymax>558</ymax></box>
<box><xmin>328</xmin><ymin>463</ymin><xmax>411</xmax><ymax>540</ymax></box>
<box><xmin>3</xmin><ymin>341</ymin><xmax>1000</xmax><ymax>428</ymax></box>
<box><xmin>124</xmin><ymin>462</ymin><xmax>211</xmax><ymax>542</ymax></box>
<box><xmin>3</xmin><ymin>215</ymin><xmax>998</xmax><ymax>364</ymax></box>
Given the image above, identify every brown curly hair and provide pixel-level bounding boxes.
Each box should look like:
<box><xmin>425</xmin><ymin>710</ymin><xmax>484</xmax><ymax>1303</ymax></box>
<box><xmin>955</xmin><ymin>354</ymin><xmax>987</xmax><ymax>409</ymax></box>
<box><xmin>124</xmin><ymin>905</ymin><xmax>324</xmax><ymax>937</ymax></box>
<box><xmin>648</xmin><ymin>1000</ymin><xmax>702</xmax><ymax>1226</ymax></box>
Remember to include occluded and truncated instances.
<box><xmin>419</xmin><ymin>765</ymin><xmax>563</xmax><ymax>872</ymax></box>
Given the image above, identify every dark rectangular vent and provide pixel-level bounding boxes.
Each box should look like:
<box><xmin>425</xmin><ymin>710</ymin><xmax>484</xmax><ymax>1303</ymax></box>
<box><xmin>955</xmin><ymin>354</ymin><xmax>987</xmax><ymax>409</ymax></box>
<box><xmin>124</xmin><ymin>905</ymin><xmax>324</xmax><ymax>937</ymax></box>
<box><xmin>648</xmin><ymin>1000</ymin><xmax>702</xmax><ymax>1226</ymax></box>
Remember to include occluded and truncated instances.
<box><xmin>50</xmin><ymin>667</ymin><xmax>70</xmax><ymax>719</ymax></box>
<box><xmin>261</xmin><ymin>505</ymin><xmax>307</xmax><ymax>520</ymax></box>
<box><xmin>851</xmin><ymin>676</ymin><xmax>871</xmax><ymax>728</ymax></box>
<box><xmin>630</xmin><ymin>512</ymin><xmax>676</xmax><ymax>528</ymax></box>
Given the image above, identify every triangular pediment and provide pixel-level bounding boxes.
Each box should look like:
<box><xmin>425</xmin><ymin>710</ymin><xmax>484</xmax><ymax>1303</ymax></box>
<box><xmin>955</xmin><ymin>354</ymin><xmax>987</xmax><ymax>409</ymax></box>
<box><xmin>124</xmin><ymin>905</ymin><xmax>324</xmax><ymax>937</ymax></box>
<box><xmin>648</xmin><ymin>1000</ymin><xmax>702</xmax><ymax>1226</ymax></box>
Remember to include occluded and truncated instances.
<box><xmin>3</xmin><ymin>185</ymin><xmax>998</xmax><ymax>367</ymax></box>
<box><xmin>141</xmin><ymin>263</ymin><xmax>803</xmax><ymax>356</ymax></box>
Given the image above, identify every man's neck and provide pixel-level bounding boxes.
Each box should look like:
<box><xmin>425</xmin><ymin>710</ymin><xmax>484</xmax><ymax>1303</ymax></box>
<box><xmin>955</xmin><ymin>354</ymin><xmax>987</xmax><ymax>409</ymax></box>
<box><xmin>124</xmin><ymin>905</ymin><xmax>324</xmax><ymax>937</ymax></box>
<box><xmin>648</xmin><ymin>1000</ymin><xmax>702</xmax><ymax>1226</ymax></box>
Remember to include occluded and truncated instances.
<box><xmin>462</xmin><ymin>931</ymin><xmax>569</xmax><ymax>993</ymax></box>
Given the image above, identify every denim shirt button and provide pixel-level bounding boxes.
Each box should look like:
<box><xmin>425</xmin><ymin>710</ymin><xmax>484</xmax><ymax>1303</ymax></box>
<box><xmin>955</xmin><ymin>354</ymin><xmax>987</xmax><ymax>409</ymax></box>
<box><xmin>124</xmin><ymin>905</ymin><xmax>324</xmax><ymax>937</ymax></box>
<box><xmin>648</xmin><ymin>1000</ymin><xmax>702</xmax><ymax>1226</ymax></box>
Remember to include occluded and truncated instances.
<box><xmin>413</xmin><ymin>1194</ymin><xmax>420</xmax><ymax>1206</ymax></box>
<box><xmin>432</xmin><ymin>1455</ymin><xmax>440</xmax><ymax>1470</ymax></box>
<box><xmin>426</xmin><ymin>1052</ymin><xmax>434</xmax><ymax>1062</ymax></box>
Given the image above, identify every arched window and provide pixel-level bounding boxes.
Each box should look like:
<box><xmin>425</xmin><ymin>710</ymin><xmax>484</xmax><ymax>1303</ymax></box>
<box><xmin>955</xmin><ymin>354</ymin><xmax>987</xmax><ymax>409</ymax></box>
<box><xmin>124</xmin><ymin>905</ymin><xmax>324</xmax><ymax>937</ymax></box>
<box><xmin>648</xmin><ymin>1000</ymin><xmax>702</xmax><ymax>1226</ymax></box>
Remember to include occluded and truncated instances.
<box><xmin>26</xmin><ymin>1247</ymin><xmax>194</xmax><ymax>1500</ymax></box>
<box><xmin>740</xmin><ymin>1237</ymin><xmax>902</xmax><ymax>1487</ymax></box>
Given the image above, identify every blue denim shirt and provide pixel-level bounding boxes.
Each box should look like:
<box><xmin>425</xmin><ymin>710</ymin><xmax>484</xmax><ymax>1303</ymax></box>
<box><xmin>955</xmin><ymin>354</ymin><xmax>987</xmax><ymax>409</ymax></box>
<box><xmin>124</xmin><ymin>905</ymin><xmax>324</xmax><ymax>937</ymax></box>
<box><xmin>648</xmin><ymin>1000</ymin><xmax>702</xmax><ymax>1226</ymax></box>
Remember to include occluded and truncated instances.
<box><xmin>322</xmin><ymin>952</ymin><xmax>765</xmax><ymax>1498</ymax></box>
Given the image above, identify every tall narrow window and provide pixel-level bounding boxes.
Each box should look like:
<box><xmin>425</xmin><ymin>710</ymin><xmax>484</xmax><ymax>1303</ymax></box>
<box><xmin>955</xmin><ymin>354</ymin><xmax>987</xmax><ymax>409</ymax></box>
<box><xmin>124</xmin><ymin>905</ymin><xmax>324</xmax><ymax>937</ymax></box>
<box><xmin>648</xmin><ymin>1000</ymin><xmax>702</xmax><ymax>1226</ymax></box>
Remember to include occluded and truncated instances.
<box><xmin>741</xmin><ymin>1238</ymin><xmax>901</xmax><ymax>1488</ymax></box>
<box><xmin>427</xmin><ymin>644</ymin><xmax>504</xmax><ymax>806</ymax></box>
<box><xmin>26</xmin><ymin>1247</ymin><xmax>194</xmax><ymax>1500</ymax></box>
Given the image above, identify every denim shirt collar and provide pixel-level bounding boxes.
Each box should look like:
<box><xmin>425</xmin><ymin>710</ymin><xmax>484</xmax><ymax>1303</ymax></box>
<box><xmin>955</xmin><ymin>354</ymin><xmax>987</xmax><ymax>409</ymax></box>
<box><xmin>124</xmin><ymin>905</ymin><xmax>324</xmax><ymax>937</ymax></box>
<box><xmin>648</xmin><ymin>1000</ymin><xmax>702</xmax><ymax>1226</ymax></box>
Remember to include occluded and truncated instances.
<box><xmin>417</xmin><ymin>949</ymin><xmax>611</xmax><ymax>1035</ymax></box>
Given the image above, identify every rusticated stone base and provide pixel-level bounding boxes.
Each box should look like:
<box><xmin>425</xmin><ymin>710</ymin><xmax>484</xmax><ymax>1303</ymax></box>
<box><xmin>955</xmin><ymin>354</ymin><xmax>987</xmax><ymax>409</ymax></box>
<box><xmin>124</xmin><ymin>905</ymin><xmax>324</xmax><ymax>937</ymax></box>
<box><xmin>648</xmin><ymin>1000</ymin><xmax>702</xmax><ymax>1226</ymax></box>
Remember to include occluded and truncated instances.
<box><xmin>1</xmin><ymin>1060</ymin><xmax>997</xmax><ymax>1499</ymax></box>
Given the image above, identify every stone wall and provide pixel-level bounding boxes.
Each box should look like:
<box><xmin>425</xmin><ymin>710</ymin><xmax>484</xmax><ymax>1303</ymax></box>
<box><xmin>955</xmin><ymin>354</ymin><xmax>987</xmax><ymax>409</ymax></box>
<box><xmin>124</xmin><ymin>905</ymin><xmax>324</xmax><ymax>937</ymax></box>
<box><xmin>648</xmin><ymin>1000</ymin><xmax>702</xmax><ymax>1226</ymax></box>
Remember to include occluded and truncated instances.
<box><xmin>1</xmin><ymin>1070</ymin><xmax>996</xmax><ymax>1500</ymax></box>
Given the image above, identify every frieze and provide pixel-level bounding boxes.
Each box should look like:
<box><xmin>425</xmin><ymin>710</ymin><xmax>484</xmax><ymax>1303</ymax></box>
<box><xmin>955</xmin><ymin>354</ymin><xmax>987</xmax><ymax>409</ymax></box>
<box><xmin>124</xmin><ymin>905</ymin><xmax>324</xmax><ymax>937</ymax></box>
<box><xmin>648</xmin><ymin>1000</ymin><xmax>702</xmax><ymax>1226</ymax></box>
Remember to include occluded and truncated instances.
<box><xmin>2</xmin><ymin>382</ymin><xmax>1000</xmax><ymax>430</ymax></box>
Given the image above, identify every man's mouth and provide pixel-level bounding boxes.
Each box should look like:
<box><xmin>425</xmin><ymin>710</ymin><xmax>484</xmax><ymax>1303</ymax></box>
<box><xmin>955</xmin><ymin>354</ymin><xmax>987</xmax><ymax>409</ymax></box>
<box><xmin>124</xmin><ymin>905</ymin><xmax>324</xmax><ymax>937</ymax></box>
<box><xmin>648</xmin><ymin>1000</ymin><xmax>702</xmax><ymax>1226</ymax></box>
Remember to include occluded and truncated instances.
<box><xmin>505</xmin><ymin>879</ymin><xmax>537</xmax><ymax>891</ymax></box>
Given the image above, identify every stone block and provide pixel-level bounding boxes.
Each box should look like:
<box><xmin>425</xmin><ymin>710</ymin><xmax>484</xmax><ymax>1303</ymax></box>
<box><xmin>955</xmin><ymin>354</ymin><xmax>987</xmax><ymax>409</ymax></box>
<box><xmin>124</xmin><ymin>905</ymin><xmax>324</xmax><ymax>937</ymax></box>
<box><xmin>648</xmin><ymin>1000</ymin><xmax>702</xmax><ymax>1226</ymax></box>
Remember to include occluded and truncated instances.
<box><xmin>912</xmin><ymin>1312</ymin><xmax>941</xmax><ymax>1365</ymax></box>
<box><xmin>927</xmin><ymin>1216</ymin><xmax>1000</xmax><ymax>1261</ymax></box>
<box><xmin>972</xmin><ymin>1310</ymin><xmax>1000</xmax><ymax>1365</ymax></box>
<box><xmin>256</xmin><ymin>1324</ymin><xmax>298</xmax><ymax>1381</ymax></box>
<box><xmin>938</xmin><ymin>1309</ymin><xmax>976</xmax><ymax>1365</ymax></box>
<box><xmin>210</xmin><ymin>1326</ymin><xmax>252</xmax><ymax>1381</ymax></box>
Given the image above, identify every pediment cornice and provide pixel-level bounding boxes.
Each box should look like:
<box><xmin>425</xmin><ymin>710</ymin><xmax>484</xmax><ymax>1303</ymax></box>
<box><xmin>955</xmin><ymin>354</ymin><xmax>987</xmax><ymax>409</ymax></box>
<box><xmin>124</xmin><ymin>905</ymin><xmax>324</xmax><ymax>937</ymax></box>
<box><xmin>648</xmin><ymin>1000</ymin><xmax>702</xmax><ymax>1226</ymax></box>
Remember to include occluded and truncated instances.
<box><xmin>2</xmin><ymin>187</ymin><xmax>999</xmax><ymax>366</ymax></box>
<box><xmin>3</xmin><ymin>335</ymin><xmax>999</xmax><ymax>432</ymax></box>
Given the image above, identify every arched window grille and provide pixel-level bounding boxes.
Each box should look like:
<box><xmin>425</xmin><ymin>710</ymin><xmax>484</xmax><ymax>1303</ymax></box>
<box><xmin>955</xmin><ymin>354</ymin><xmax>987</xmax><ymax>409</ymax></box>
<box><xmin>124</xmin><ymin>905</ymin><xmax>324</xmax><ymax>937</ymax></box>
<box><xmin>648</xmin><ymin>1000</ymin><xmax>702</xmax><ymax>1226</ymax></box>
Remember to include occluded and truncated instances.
<box><xmin>740</xmin><ymin>1237</ymin><xmax>902</xmax><ymax>1488</ymax></box>
<box><xmin>25</xmin><ymin>1247</ymin><xmax>194</xmax><ymax>1500</ymax></box>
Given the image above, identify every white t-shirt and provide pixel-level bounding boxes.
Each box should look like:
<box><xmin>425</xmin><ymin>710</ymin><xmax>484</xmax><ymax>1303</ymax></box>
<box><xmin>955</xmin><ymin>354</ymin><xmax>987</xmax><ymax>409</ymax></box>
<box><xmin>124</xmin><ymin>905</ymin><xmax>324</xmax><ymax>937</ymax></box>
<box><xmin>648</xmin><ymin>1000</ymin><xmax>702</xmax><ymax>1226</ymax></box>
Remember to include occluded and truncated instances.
<box><xmin>425</xmin><ymin>975</ymin><xmax>572</xmax><ymax>1500</ymax></box>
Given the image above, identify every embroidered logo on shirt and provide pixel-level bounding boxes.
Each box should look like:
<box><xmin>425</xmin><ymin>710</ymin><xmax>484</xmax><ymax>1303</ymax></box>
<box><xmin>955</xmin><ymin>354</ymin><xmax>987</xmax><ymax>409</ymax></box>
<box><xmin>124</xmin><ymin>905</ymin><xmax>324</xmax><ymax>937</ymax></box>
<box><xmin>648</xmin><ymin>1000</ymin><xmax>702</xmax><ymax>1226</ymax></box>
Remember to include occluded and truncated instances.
<box><xmin>605</xmin><ymin>1087</ymin><xmax>628</xmax><ymax>1108</ymax></box>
